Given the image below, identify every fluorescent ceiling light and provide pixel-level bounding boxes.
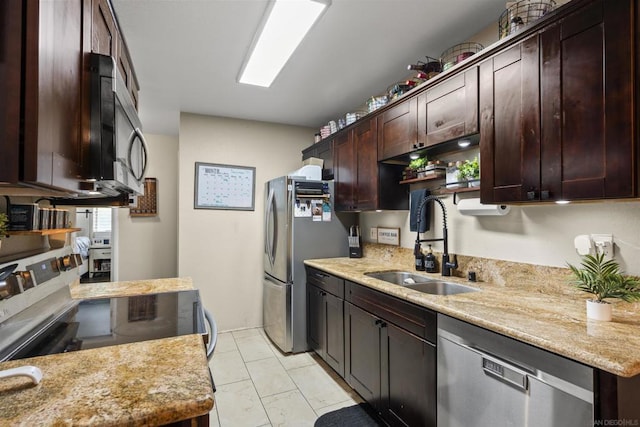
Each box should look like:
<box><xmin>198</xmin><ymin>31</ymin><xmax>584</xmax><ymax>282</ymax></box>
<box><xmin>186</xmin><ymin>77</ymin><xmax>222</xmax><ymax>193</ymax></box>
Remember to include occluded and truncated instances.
<box><xmin>238</xmin><ymin>0</ymin><xmax>330</xmax><ymax>87</ymax></box>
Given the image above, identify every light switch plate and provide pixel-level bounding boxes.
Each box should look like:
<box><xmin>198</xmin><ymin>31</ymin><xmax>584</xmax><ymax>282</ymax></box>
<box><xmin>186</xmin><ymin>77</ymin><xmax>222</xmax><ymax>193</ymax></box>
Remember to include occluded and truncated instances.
<box><xmin>370</xmin><ymin>227</ymin><xmax>378</xmax><ymax>240</ymax></box>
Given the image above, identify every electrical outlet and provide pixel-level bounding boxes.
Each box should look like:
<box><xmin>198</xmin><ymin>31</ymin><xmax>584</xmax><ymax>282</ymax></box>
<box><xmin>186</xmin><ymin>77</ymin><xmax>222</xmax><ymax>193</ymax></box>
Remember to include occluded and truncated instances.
<box><xmin>370</xmin><ymin>227</ymin><xmax>378</xmax><ymax>240</ymax></box>
<box><xmin>591</xmin><ymin>234</ymin><xmax>614</xmax><ymax>260</ymax></box>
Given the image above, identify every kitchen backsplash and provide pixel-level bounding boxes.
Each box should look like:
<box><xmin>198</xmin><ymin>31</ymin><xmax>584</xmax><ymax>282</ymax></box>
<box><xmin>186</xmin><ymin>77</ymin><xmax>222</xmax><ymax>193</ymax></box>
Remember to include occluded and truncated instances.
<box><xmin>363</xmin><ymin>242</ymin><xmax>580</xmax><ymax>295</ymax></box>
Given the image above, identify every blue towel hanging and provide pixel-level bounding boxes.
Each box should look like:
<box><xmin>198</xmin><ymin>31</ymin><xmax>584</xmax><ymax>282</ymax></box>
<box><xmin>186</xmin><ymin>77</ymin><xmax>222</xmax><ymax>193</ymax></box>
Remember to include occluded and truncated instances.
<box><xmin>410</xmin><ymin>189</ymin><xmax>430</xmax><ymax>232</ymax></box>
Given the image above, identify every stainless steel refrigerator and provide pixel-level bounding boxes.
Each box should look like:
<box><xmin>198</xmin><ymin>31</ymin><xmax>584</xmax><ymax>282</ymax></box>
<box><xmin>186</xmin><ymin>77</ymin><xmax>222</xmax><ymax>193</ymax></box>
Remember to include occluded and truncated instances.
<box><xmin>263</xmin><ymin>176</ymin><xmax>350</xmax><ymax>353</ymax></box>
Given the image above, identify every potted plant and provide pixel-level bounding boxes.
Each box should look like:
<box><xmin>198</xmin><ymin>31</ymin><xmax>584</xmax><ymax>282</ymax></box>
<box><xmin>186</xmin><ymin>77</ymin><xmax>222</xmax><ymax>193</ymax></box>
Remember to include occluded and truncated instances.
<box><xmin>408</xmin><ymin>157</ymin><xmax>429</xmax><ymax>178</ymax></box>
<box><xmin>567</xmin><ymin>253</ymin><xmax>640</xmax><ymax>321</ymax></box>
<box><xmin>0</xmin><ymin>212</ymin><xmax>8</xmax><ymax>251</ymax></box>
<box><xmin>457</xmin><ymin>157</ymin><xmax>480</xmax><ymax>187</ymax></box>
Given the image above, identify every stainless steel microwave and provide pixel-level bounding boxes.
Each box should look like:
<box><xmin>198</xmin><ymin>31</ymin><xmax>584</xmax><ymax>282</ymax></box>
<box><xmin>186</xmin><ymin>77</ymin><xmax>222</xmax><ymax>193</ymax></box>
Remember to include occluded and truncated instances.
<box><xmin>89</xmin><ymin>53</ymin><xmax>148</xmax><ymax>196</ymax></box>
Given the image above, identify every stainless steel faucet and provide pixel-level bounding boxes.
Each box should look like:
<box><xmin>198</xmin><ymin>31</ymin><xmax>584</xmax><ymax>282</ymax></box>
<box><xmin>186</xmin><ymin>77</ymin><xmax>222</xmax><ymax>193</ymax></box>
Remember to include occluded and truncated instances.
<box><xmin>415</xmin><ymin>195</ymin><xmax>458</xmax><ymax>276</ymax></box>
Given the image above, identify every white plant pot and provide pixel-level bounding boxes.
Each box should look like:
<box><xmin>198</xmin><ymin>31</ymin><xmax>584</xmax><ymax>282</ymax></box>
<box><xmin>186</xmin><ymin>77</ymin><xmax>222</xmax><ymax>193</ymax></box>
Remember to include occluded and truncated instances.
<box><xmin>586</xmin><ymin>299</ymin><xmax>612</xmax><ymax>321</ymax></box>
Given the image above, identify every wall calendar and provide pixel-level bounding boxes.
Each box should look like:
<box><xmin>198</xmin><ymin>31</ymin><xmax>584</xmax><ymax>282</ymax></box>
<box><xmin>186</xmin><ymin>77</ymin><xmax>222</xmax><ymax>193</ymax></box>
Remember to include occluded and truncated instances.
<box><xmin>194</xmin><ymin>162</ymin><xmax>256</xmax><ymax>211</ymax></box>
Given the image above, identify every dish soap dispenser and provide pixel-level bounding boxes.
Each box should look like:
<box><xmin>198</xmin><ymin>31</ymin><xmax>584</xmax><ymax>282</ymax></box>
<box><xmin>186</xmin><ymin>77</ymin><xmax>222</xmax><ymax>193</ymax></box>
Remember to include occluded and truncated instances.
<box><xmin>425</xmin><ymin>244</ymin><xmax>437</xmax><ymax>273</ymax></box>
<box><xmin>414</xmin><ymin>242</ymin><xmax>425</xmax><ymax>271</ymax></box>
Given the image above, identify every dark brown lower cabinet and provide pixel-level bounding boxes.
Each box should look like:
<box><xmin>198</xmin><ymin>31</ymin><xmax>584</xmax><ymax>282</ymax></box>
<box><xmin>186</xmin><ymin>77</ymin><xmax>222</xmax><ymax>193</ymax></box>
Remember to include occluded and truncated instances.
<box><xmin>345</xmin><ymin>301</ymin><xmax>437</xmax><ymax>427</ymax></box>
<box><xmin>344</xmin><ymin>303</ymin><xmax>382</xmax><ymax>405</ymax></box>
<box><xmin>307</xmin><ymin>279</ymin><xmax>345</xmax><ymax>377</ymax></box>
<box><xmin>383</xmin><ymin>323</ymin><xmax>436</xmax><ymax>427</ymax></box>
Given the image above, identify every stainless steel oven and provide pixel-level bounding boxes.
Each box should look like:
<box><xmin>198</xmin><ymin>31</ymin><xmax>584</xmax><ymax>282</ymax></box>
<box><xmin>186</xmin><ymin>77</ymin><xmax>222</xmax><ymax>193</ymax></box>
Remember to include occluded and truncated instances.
<box><xmin>0</xmin><ymin>249</ymin><xmax>216</xmax><ymax>366</ymax></box>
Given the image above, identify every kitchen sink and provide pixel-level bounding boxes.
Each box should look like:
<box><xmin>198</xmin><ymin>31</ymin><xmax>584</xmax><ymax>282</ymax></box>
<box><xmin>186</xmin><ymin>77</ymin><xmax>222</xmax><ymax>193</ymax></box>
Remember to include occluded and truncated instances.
<box><xmin>364</xmin><ymin>271</ymin><xmax>479</xmax><ymax>296</ymax></box>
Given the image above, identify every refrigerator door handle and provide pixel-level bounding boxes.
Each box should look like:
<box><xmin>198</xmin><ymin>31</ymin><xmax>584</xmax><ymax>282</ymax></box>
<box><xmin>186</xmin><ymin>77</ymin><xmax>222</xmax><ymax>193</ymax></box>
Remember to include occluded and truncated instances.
<box><xmin>265</xmin><ymin>188</ymin><xmax>276</xmax><ymax>267</ymax></box>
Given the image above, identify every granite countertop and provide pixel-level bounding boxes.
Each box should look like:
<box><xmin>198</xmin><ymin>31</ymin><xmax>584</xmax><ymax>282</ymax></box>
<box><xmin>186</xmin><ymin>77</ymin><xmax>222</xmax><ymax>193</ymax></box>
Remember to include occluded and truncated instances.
<box><xmin>0</xmin><ymin>277</ymin><xmax>213</xmax><ymax>426</ymax></box>
<box><xmin>69</xmin><ymin>277</ymin><xmax>194</xmax><ymax>299</ymax></box>
<box><xmin>305</xmin><ymin>256</ymin><xmax>640</xmax><ymax>378</ymax></box>
<box><xmin>0</xmin><ymin>334</ymin><xmax>214</xmax><ymax>426</ymax></box>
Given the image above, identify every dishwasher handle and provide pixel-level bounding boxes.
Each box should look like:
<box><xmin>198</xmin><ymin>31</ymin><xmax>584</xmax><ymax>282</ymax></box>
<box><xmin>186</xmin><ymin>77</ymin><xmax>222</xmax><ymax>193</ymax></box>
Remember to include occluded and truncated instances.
<box><xmin>481</xmin><ymin>353</ymin><xmax>529</xmax><ymax>391</ymax></box>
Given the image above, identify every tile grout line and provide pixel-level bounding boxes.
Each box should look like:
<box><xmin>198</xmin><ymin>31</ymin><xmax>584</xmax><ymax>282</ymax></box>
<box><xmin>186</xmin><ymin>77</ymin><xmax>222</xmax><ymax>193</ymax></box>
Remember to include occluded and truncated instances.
<box><xmin>231</xmin><ymin>330</ymin><xmax>275</xmax><ymax>427</ymax></box>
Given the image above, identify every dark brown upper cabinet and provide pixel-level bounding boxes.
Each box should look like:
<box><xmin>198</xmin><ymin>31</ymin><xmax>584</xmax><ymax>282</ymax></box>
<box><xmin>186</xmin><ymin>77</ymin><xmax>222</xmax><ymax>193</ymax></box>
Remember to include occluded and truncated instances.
<box><xmin>22</xmin><ymin>0</ymin><xmax>84</xmax><ymax>192</ymax></box>
<box><xmin>540</xmin><ymin>0</ymin><xmax>635</xmax><ymax>201</ymax></box>
<box><xmin>302</xmin><ymin>138</ymin><xmax>334</xmax><ymax>180</ymax></box>
<box><xmin>353</xmin><ymin>118</ymin><xmax>379</xmax><ymax>211</ymax></box>
<box><xmin>377</xmin><ymin>98</ymin><xmax>418</xmax><ymax>161</ymax></box>
<box><xmin>92</xmin><ymin>0</ymin><xmax>118</xmax><ymax>57</ymax></box>
<box><xmin>479</xmin><ymin>35</ymin><xmax>540</xmax><ymax>204</ymax></box>
<box><xmin>334</xmin><ymin>130</ymin><xmax>356</xmax><ymax>211</ymax></box>
<box><xmin>481</xmin><ymin>0</ymin><xmax>635</xmax><ymax>203</ymax></box>
<box><xmin>335</xmin><ymin>118</ymin><xmax>407</xmax><ymax>211</ymax></box>
<box><xmin>417</xmin><ymin>67</ymin><xmax>479</xmax><ymax>148</ymax></box>
<box><xmin>0</xmin><ymin>1</ymin><xmax>23</xmax><ymax>184</ymax></box>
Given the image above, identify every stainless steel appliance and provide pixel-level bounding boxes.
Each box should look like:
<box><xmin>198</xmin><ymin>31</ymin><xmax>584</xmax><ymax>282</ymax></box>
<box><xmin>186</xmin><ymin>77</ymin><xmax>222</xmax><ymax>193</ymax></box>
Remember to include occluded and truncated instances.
<box><xmin>437</xmin><ymin>314</ymin><xmax>594</xmax><ymax>427</ymax></box>
<box><xmin>88</xmin><ymin>53</ymin><xmax>148</xmax><ymax>196</ymax></box>
<box><xmin>0</xmin><ymin>249</ymin><xmax>215</xmax><ymax>363</ymax></box>
<box><xmin>263</xmin><ymin>176</ymin><xmax>350</xmax><ymax>353</ymax></box>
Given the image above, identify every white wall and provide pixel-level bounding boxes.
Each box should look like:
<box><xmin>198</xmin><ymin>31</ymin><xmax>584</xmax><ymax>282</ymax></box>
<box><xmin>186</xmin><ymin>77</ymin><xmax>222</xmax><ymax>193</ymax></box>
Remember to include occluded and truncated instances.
<box><xmin>177</xmin><ymin>113</ymin><xmax>313</xmax><ymax>331</ymax></box>
<box><xmin>117</xmin><ymin>133</ymin><xmax>179</xmax><ymax>281</ymax></box>
<box><xmin>360</xmin><ymin>197</ymin><xmax>640</xmax><ymax>275</ymax></box>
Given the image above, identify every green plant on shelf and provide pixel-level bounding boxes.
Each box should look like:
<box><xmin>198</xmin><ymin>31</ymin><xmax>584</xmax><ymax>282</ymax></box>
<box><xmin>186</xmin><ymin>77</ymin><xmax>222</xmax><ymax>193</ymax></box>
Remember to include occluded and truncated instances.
<box><xmin>408</xmin><ymin>157</ymin><xmax>428</xmax><ymax>171</ymax></box>
<box><xmin>457</xmin><ymin>157</ymin><xmax>480</xmax><ymax>181</ymax></box>
<box><xmin>567</xmin><ymin>253</ymin><xmax>640</xmax><ymax>303</ymax></box>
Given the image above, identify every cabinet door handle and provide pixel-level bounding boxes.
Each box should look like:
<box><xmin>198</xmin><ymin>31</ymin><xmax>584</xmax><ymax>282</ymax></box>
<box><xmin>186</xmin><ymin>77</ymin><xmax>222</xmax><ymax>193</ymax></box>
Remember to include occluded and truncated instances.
<box><xmin>434</xmin><ymin>119</ymin><xmax>445</xmax><ymax>128</ymax></box>
<box><xmin>380</xmin><ymin>322</ymin><xmax>387</xmax><ymax>328</ymax></box>
<box><xmin>526</xmin><ymin>191</ymin><xmax>537</xmax><ymax>200</ymax></box>
<box><xmin>540</xmin><ymin>190</ymin><xmax>550</xmax><ymax>200</ymax></box>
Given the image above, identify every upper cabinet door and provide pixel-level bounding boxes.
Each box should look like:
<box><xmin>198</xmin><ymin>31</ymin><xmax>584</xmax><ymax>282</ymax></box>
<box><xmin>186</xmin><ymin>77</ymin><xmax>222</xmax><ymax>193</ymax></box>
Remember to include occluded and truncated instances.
<box><xmin>334</xmin><ymin>131</ymin><xmax>355</xmax><ymax>211</ymax></box>
<box><xmin>540</xmin><ymin>0</ymin><xmax>634</xmax><ymax>200</ymax></box>
<box><xmin>377</xmin><ymin>98</ymin><xmax>417</xmax><ymax>161</ymax></box>
<box><xmin>92</xmin><ymin>0</ymin><xmax>118</xmax><ymax>57</ymax></box>
<box><xmin>418</xmin><ymin>67</ymin><xmax>479</xmax><ymax>148</ymax></box>
<box><xmin>22</xmin><ymin>0</ymin><xmax>84</xmax><ymax>191</ymax></box>
<box><xmin>354</xmin><ymin>119</ymin><xmax>379</xmax><ymax>211</ymax></box>
<box><xmin>0</xmin><ymin>1</ymin><xmax>23</xmax><ymax>183</ymax></box>
<box><xmin>480</xmin><ymin>36</ymin><xmax>540</xmax><ymax>204</ymax></box>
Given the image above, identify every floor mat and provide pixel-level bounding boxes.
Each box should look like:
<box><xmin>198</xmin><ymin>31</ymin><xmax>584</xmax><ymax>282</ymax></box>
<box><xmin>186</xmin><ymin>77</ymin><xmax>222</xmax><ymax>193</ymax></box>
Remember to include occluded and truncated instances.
<box><xmin>314</xmin><ymin>403</ymin><xmax>384</xmax><ymax>427</ymax></box>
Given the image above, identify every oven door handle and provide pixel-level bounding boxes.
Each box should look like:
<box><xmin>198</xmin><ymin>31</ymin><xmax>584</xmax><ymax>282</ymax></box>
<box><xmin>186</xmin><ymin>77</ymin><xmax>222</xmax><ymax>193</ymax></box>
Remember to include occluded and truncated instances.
<box><xmin>204</xmin><ymin>309</ymin><xmax>217</xmax><ymax>361</ymax></box>
<box><xmin>0</xmin><ymin>366</ymin><xmax>43</xmax><ymax>385</ymax></box>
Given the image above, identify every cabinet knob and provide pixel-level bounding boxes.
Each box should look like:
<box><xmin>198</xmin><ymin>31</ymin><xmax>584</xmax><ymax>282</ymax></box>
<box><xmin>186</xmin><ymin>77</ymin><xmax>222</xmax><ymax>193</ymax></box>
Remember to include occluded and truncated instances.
<box><xmin>541</xmin><ymin>190</ymin><xmax>550</xmax><ymax>200</ymax></box>
<box><xmin>526</xmin><ymin>191</ymin><xmax>537</xmax><ymax>200</ymax></box>
<box><xmin>434</xmin><ymin>120</ymin><xmax>445</xmax><ymax>128</ymax></box>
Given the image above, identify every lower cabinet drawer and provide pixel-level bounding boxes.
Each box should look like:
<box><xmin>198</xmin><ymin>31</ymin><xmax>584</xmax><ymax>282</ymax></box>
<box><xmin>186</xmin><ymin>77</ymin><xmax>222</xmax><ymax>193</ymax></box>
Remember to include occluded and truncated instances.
<box><xmin>346</xmin><ymin>280</ymin><xmax>436</xmax><ymax>343</ymax></box>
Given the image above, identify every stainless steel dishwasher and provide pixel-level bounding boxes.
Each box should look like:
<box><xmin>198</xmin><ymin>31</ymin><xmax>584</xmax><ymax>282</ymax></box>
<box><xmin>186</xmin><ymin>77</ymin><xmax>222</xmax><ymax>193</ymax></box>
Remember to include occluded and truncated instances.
<box><xmin>437</xmin><ymin>314</ymin><xmax>594</xmax><ymax>427</ymax></box>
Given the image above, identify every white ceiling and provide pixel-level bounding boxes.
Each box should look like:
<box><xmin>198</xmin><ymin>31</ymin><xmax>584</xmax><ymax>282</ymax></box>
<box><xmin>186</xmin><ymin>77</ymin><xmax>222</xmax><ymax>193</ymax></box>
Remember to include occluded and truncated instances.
<box><xmin>111</xmin><ymin>0</ymin><xmax>507</xmax><ymax>136</ymax></box>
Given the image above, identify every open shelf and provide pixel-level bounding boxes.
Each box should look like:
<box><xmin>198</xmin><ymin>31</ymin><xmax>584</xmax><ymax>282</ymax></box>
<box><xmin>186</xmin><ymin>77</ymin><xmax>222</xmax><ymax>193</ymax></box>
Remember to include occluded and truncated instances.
<box><xmin>7</xmin><ymin>228</ymin><xmax>81</xmax><ymax>236</ymax></box>
<box><xmin>399</xmin><ymin>174</ymin><xmax>445</xmax><ymax>184</ymax></box>
<box><xmin>436</xmin><ymin>186</ymin><xmax>480</xmax><ymax>195</ymax></box>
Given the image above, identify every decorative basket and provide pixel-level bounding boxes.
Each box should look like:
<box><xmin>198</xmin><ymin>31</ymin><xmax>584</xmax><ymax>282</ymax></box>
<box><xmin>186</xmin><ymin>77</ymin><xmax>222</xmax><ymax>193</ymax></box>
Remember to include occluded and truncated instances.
<box><xmin>440</xmin><ymin>42</ymin><xmax>484</xmax><ymax>72</ymax></box>
<box><xmin>498</xmin><ymin>0</ymin><xmax>556</xmax><ymax>39</ymax></box>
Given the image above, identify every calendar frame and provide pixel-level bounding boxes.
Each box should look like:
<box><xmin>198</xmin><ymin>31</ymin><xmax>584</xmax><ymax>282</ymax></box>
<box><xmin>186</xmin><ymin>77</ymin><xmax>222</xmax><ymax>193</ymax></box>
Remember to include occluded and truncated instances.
<box><xmin>194</xmin><ymin>162</ymin><xmax>256</xmax><ymax>211</ymax></box>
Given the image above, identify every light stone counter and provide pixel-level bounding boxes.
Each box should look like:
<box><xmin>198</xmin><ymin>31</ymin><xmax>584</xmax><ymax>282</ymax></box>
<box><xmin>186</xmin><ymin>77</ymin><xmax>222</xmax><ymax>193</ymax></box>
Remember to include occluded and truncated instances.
<box><xmin>69</xmin><ymin>276</ymin><xmax>194</xmax><ymax>299</ymax></box>
<box><xmin>305</xmin><ymin>250</ymin><xmax>640</xmax><ymax>378</ymax></box>
<box><xmin>0</xmin><ymin>277</ymin><xmax>213</xmax><ymax>426</ymax></box>
<box><xmin>0</xmin><ymin>335</ymin><xmax>214</xmax><ymax>426</ymax></box>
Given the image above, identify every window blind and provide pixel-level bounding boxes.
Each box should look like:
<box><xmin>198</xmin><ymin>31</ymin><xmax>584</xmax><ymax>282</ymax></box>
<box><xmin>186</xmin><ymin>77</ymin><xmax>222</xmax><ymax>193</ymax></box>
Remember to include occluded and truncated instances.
<box><xmin>92</xmin><ymin>208</ymin><xmax>112</xmax><ymax>233</ymax></box>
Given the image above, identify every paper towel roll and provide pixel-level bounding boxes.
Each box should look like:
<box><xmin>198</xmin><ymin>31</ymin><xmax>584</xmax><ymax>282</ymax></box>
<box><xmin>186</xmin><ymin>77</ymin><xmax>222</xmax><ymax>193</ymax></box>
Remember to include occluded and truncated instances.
<box><xmin>457</xmin><ymin>198</ymin><xmax>510</xmax><ymax>216</ymax></box>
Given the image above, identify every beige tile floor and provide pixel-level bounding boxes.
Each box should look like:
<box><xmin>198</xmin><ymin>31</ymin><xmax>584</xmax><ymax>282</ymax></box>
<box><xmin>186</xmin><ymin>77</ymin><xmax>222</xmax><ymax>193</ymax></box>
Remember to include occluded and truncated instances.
<box><xmin>208</xmin><ymin>328</ymin><xmax>364</xmax><ymax>427</ymax></box>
